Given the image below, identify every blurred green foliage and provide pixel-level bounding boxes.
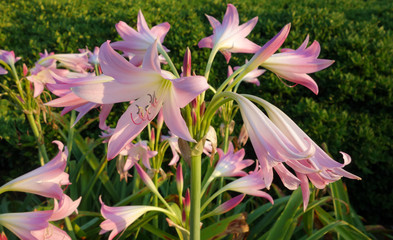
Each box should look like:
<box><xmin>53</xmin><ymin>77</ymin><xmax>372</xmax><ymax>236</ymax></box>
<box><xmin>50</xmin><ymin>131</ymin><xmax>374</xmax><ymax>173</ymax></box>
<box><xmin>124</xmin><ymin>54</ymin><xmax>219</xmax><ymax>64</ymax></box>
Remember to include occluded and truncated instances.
<box><xmin>0</xmin><ymin>0</ymin><xmax>392</xmax><ymax>226</ymax></box>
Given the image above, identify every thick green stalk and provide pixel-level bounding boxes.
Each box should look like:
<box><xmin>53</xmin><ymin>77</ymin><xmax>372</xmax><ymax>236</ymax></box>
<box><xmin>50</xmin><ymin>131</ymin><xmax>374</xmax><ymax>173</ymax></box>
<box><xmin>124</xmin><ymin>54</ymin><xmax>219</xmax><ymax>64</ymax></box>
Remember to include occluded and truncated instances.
<box><xmin>190</xmin><ymin>154</ymin><xmax>202</xmax><ymax>240</ymax></box>
<box><xmin>26</xmin><ymin>112</ymin><xmax>49</xmax><ymax>165</ymax></box>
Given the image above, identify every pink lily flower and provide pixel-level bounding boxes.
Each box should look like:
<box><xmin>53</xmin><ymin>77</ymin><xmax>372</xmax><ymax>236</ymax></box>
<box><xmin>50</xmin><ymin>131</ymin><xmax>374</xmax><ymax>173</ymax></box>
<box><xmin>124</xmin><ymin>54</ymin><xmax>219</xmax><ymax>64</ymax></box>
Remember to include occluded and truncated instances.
<box><xmin>41</xmin><ymin>52</ymin><xmax>92</xmax><ymax>73</ymax></box>
<box><xmin>257</xmin><ymin>97</ymin><xmax>361</xmax><ymax>208</ymax></box>
<box><xmin>49</xmin><ymin>194</ymin><xmax>82</xmax><ymax>221</ymax></box>
<box><xmin>27</xmin><ymin>50</ymin><xmax>70</xmax><ymax>97</ymax></box>
<box><xmin>0</xmin><ymin>50</ymin><xmax>21</xmax><ymax>65</ymax></box>
<box><xmin>111</xmin><ymin>10</ymin><xmax>170</xmax><ymax>66</ymax></box>
<box><xmin>261</xmin><ymin>35</ymin><xmax>334</xmax><ymax>94</ymax></box>
<box><xmin>222</xmin><ymin>168</ymin><xmax>273</xmax><ymax>204</ymax></box>
<box><xmin>73</xmin><ymin>41</ymin><xmax>209</xmax><ymax>159</ymax></box>
<box><xmin>198</xmin><ymin>4</ymin><xmax>260</xmax><ymax>63</ymax></box>
<box><xmin>99</xmin><ymin>197</ymin><xmax>168</xmax><ymax>240</ymax></box>
<box><xmin>211</xmin><ymin>143</ymin><xmax>253</xmax><ymax>178</ymax></box>
<box><xmin>0</xmin><ymin>211</ymin><xmax>52</xmax><ymax>240</ymax></box>
<box><xmin>0</xmin><ymin>141</ymin><xmax>70</xmax><ymax>199</ymax></box>
<box><xmin>117</xmin><ymin>141</ymin><xmax>157</xmax><ymax>181</ymax></box>
<box><xmin>228</xmin><ymin>93</ymin><xmax>315</xmax><ymax>189</ymax></box>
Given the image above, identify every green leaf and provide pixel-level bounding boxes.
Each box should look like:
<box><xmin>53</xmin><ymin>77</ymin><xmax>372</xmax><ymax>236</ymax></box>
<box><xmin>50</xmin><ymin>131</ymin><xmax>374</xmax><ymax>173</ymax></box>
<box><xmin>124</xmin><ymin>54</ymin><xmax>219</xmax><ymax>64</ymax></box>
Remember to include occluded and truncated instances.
<box><xmin>201</xmin><ymin>213</ymin><xmax>245</xmax><ymax>240</ymax></box>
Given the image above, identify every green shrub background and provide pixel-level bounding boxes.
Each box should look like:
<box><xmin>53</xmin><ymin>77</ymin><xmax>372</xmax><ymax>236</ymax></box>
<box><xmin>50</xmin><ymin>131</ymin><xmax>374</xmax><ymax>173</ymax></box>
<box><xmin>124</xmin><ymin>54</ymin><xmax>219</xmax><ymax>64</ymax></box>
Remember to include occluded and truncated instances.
<box><xmin>1</xmin><ymin>0</ymin><xmax>392</xmax><ymax>226</ymax></box>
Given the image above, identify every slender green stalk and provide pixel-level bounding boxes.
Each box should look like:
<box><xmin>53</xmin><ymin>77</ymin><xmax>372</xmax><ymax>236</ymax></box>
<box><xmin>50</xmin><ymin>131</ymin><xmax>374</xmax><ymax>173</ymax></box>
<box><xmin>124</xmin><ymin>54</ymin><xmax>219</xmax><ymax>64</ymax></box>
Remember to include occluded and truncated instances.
<box><xmin>64</xmin><ymin>217</ymin><xmax>77</xmax><ymax>240</ymax></box>
<box><xmin>157</xmin><ymin>43</ymin><xmax>180</xmax><ymax>78</ymax></box>
<box><xmin>10</xmin><ymin>64</ymin><xmax>25</xmax><ymax>101</ymax></box>
<box><xmin>25</xmin><ymin>112</ymin><xmax>49</xmax><ymax>165</ymax></box>
<box><xmin>190</xmin><ymin>154</ymin><xmax>202</xmax><ymax>240</ymax></box>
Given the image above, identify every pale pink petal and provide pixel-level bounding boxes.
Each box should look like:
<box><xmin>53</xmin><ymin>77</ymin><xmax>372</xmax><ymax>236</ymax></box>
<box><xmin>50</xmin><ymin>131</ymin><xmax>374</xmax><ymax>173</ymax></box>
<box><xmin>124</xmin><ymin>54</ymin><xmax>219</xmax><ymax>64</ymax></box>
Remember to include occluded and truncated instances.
<box><xmin>162</xmin><ymin>91</ymin><xmax>194</xmax><ymax>142</ymax></box>
<box><xmin>171</xmin><ymin>76</ymin><xmax>209</xmax><ymax>108</ymax></box>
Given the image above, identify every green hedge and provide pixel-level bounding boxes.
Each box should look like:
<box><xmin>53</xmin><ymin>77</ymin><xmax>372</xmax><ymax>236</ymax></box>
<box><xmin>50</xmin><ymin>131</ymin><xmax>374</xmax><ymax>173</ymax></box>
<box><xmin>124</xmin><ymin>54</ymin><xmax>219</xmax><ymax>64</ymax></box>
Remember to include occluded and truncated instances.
<box><xmin>1</xmin><ymin>0</ymin><xmax>392</xmax><ymax>225</ymax></box>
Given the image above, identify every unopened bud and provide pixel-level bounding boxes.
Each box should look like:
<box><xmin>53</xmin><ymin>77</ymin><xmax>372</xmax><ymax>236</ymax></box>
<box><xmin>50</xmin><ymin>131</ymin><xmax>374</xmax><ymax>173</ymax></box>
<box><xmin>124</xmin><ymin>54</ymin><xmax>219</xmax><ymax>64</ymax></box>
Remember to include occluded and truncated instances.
<box><xmin>183</xmin><ymin>47</ymin><xmax>192</xmax><ymax>77</ymax></box>
<box><xmin>176</xmin><ymin>163</ymin><xmax>183</xmax><ymax>196</ymax></box>
<box><xmin>200</xmin><ymin>102</ymin><xmax>205</xmax><ymax>117</ymax></box>
<box><xmin>184</xmin><ymin>188</ymin><xmax>191</xmax><ymax>214</ymax></box>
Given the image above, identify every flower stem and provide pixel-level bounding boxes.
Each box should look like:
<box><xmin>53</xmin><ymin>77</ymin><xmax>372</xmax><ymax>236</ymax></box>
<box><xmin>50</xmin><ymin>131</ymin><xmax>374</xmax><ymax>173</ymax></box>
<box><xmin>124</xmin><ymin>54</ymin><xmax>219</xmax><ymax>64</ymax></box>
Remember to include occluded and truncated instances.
<box><xmin>190</xmin><ymin>154</ymin><xmax>202</xmax><ymax>240</ymax></box>
<box><xmin>157</xmin><ymin>43</ymin><xmax>180</xmax><ymax>78</ymax></box>
<box><xmin>25</xmin><ymin>112</ymin><xmax>49</xmax><ymax>165</ymax></box>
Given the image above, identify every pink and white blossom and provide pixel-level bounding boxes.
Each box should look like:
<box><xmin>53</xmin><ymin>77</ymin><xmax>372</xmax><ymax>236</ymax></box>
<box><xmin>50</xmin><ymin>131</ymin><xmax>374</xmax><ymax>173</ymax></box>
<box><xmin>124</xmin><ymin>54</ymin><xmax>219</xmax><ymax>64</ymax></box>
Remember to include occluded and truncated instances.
<box><xmin>261</xmin><ymin>35</ymin><xmax>334</xmax><ymax>94</ymax></box>
<box><xmin>0</xmin><ymin>141</ymin><xmax>70</xmax><ymax>199</ymax></box>
<box><xmin>0</xmin><ymin>211</ymin><xmax>52</xmax><ymax>240</ymax></box>
<box><xmin>0</xmin><ymin>50</ymin><xmax>21</xmax><ymax>65</ymax></box>
<box><xmin>222</xmin><ymin>168</ymin><xmax>273</xmax><ymax>204</ymax></box>
<box><xmin>211</xmin><ymin>143</ymin><xmax>253</xmax><ymax>178</ymax></box>
<box><xmin>73</xmin><ymin>40</ymin><xmax>209</xmax><ymax>159</ymax></box>
<box><xmin>227</xmin><ymin>92</ymin><xmax>315</xmax><ymax>189</ymax></box>
<box><xmin>111</xmin><ymin>10</ymin><xmax>170</xmax><ymax>66</ymax></box>
<box><xmin>198</xmin><ymin>4</ymin><xmax>260</xmax><ymax>63</ymax></box>
<box><xmin>99</xmin><ymin>197</ymin><xmax>167</xmax><ymax>240</ymax></box>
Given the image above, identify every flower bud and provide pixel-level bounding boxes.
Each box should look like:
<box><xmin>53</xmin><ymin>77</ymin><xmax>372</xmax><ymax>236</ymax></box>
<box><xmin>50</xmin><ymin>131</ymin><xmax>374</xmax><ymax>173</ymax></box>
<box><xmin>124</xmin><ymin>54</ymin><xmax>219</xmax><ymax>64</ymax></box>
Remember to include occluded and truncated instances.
<box><xmin>176</xmin><ymin>163</ymin><xmax>183</xmax><ymax>196</ymax></box>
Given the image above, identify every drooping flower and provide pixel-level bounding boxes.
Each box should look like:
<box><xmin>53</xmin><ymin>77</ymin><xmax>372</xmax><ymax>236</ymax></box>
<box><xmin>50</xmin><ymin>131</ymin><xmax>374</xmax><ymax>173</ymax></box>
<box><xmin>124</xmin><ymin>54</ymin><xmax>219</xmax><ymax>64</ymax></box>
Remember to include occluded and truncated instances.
<box><xmin>73</xmin><ymin>40</ymin><xmax>209</xmax><ymax>159</ymax></box>
<box><xmin>198</xmin><ymin>4</ymin><xmax>260</xmax><ymax>63</ymax></box>
<box><xmin>40</xmin><ymin>52</ymin><xmax>92</xmax><ymax>73</ymax></box>
<box><xmin>221</xmin><ymin>168</ymin><xmax>273</xmax><ymax>204</ymax></box>
<box><xmin>255</xmin><ymin>96</ymin><xmax>361</xmax><ymax>208</ymax></box>
<box><xmin>0</xmin><ymin>141</ymin><xmax>70</xmax><ymax>199</ymax></box>
<box><xmin>0</xmin><ymin>211</ymin><xmax>52</xmax><ymax>240</ymax></box>
<box><xmin>111</xmin><ymin>10</ymin><xmax>170</xmax><ymax>66</ymax></box>
<box><xmin>211</xmin><ymin>143</ymin><xmax>253</xmax><ymax>178</ymax></box>
<box><xmin>99</xmin><ymin>197</ymin><xmax>168</xmax><ymax>240</ymax></box>
<box><xmin>223</xmin><ymin>92</ymin><xmax>317</xmax><ymax>189</ymax></box>
<box><xmin>261</xmin><ymin>35</ymin><xmax>334</xmax><ymax>94</ymax></box>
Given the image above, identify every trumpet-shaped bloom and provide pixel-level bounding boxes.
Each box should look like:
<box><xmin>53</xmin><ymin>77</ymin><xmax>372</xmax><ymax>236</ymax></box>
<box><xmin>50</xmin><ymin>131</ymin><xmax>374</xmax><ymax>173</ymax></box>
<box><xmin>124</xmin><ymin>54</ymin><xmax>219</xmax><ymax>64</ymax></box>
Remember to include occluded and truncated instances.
<box><xmin>0</xmin><ymin>50</ymin><xmax>21</xmax><ymax>65</ymax></box>
<box><xmin>111</xmin><ymin>10</ymin><xmax>170</xmax><ymax>66</ymax></box>
<box><xmin>211</xmin><ymin>143</ymin><xmax>253</xmax><ymax>178</ymax></box>
<box><xmin>49</xmin><ymin>194</ymin><xmax>81</xmax><ymax>221</ymax></box>
<box><xmin>261</xmin><ymin>35</ymin><xmax>334</xmax><ymax>94</ymax></box>
<box><xmin>229</xmin><ymin>63</ymin><xmax>265</xmax><ymax>86</ymax></box>
<box><xmin>117</xmin><ymin>141</ymin><xmax>157</xmax><ymax>181</ymax></box>
<box><xmin>0</xmin><ymin>141</ymin><xmax>69</xmax><ymax>199</ymax></box>
<box><xmin>99</xmin><ymin>197</ymin><xmax>167</xmax><ymax>240</ymax></box>
<box><xmin>222</xmin><ymin>168</ymin><xmax>273</xmax><ymax>204</ymax></box>
<box><xmin>198</xmin><ymin>4</ymin><xmax>260</xmax><ymax>63</ymax></box>
<box><xmin>208</xmin><ymin>194</ymin><xmax>245</xmax><ymax>217</ymax></box>
<box><xmin>257</xmin><ymin>96</ymin><xmax>361</xmax><ymax>208</ymax></box>
<box><xmin>0</xmin><ymin>211</ymin><xmax>52</xmax><ymax>240</ymax></box>
<box><xmin>73</xmin><ymin>41</ymin><xmax>208</xmax><ymax>159</ymax></box>
<box><xmin>227</xmin><ymin>93</ymin><xmax>316</xmax><ymax>189</ymax></box>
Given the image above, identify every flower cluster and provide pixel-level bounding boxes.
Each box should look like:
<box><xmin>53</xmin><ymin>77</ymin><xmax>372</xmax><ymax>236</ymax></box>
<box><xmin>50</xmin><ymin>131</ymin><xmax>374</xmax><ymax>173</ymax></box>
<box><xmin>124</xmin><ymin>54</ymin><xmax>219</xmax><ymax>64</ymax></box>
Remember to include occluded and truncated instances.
<box><xmin>0</xmin><ymin>3</ymin><xmax>361</xmax><ymax>239</ymax></box>
<box><xmin>0</xmin><ymin>141</ymin><xmax>81</xmax><ymax>240</ymax></box>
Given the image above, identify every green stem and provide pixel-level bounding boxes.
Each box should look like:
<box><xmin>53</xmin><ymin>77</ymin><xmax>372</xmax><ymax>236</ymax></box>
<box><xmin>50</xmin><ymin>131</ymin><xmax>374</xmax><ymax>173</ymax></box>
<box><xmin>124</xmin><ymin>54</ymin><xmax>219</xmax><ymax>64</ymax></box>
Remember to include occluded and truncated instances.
<box><xmin>10</xmin><ymin>64</ymin><xmax>25</xmax><ymax>101</ymax></box>
<box><xmin>190</xmin><ymin>154</ymin><xmax>202</xmax><ymax>240</ymax></box>
<box><xmin>157</xmin><ymin>43</ymin><xmax>180</xmax><ymax>78</ymax></box>
<box><xmin>26</xmin><ymin>112</ymin><xmax>49</xmax><ymax>165</ymax></box>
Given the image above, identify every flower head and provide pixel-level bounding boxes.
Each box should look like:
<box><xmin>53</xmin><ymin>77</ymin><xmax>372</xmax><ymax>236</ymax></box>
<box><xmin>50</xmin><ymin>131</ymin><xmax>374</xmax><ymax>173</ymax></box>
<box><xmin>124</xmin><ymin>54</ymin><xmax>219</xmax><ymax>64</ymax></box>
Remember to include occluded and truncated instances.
<box><xmin>211</xmin><ymin>143</ymin><xmax>253</xmax><ymax>178</ymax></box>
<box><xmin>228</xmin><ymin>93</ymin><xmax>315</xmax><ymax>189</ymax></box>
<box><xmin>222</xmin><ymin>168</ymin><xmax>273</xmax><ymax>204</ymax></box>
<box><xmin>0</xmin><ymin>211</ymin><xmax>52</xmax><ymax>240</ymax></box>
<box><xmin>99</xmin><ymin>197</ymin><xmax>166</xmax><ymax>240</ymax></box>
<box><xmin>0</xmin><ymin>50</ymin><xmax>21</xmax><ymax>65</ymax></box>
<box><xmin>0</xmin><ymin>141</ymin><xmax>70</xmax><ymax>199</ymax></box>
<box><xmin>262</xmin><ymin>35</ymin><xmax>334</xmax><ymax>94</ymax></box>
<box><xmin>73</xmin><ymin>40</ymin><xmax>209</xmax><ymax>159</ymax></box>
<box><xmin>111</xmin><ymin>10</ymin><xmax>170</xmax><ymax>66</ymax></box>
<box><xmin>198</xmin><ymin>4</ymin><xmax>260</xmax><ymax>63</ymax></box>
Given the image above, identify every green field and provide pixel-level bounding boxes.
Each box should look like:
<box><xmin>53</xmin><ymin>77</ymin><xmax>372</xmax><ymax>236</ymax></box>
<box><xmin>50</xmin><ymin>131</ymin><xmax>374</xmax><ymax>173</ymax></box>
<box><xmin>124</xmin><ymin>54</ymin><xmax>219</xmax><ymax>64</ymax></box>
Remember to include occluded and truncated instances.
<box><xmin>1</xmin><ymin>0</ymin><xmax>392</xmax><ymax>227</ymax></box>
